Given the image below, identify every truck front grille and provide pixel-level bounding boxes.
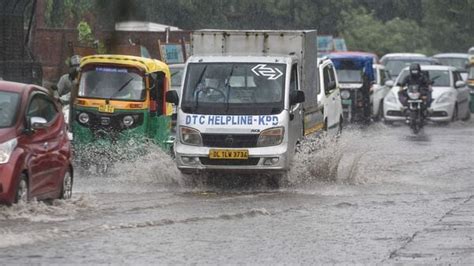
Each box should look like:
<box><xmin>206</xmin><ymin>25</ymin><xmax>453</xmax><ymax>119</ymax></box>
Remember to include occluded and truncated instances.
<box><xmin>201</xmin><ymin>134</ymin><xmax>259</xmax><ymax>148</ymax></box>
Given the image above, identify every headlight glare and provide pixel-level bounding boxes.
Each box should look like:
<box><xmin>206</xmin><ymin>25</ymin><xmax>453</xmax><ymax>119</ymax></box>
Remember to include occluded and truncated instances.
<box><xmin>340</xmin><ymin>90</ymin><xmax>351</xmax><ymax>100</ymax></box>
<box><xmin>0</xmin><ymin>138</ymin><xmax>17</xmax><ymax>164</ymax></box>
<box><xmin>78</xmin><ymin>112</ymin><xmax>89</xmax><ymax>124</ymax></box>
<box><xmin>180</xmin><ymin>126</ymin><xmax>202</xmax><ymax>146</ymax></box>
<box><xmin>408</xmin><ymin>92</ymin><xmax>420</xmax><ymax>100</ymax></box>
<box><xmin>257</xmin><ymin>127</ymin><xmax>284</xmax><ymax>147</ymax></box>
<box><xmin>123</xmin><ymin>115</ymin><xmax>134</xmax><ymax>127</ymax></box>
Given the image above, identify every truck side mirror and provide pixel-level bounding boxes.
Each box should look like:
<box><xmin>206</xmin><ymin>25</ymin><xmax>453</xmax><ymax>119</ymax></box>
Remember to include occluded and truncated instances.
<box><xmin>166</xmin><ymin>90</ymin><xmax>179</xmax><ymax>105</ymax></box>
<box><xmin>290</xmin><ymin>90</ymin><xmax>305</xmax><ymax>105</ymax></box>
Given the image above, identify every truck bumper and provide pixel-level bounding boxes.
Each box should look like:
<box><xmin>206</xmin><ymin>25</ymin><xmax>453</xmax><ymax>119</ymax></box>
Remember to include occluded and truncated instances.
<box><xmin>175</xmin><ymin>142</ymin><xmax>291</xmax><ymax>173</ymax></box>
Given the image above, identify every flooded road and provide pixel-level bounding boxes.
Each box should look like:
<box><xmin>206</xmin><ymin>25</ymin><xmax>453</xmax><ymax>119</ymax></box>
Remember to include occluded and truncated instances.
<box><xmin>1</xmin><ymin>121</ymin><xmax>473</xmax><ymax>264</ymax></box>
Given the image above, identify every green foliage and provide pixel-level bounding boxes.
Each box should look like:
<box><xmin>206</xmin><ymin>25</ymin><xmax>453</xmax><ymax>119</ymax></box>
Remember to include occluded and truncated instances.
<box><xmin>339</xmin><ymin>8</ymin><xmax>433</xmax><ymax>56</ymax></box>
<box><xmin>77</xmin><ymin>21</ymin><xmax>94</xmax><ymax>45</ymax></box>
<box><xmin>42</xmin><ymin>0</ymin><xmax>474</xmax><ymax>55</ymax></box>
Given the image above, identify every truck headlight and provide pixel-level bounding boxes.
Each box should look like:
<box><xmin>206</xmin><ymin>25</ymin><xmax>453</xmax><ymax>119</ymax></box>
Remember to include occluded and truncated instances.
<box><xmin>340</xmin><ymin>90</ymin><xmax>350</xmax><ymax>100</ymax></box>
<box><xmin>436</xmin><ymin>92</ymin><xmax>454</xmax><ymax>104</ymax></box>
<box><xmin>385</xmin><ymin>91</ymin><xmax>397</xmax><ymax>104</ymax></box>
<box><xmin>0</xmin><ymin>138</ymin><xmax>17</xmax><ymax>164</ymax></box>
<box><xmin>180</xmin><ymin>126</ymin><xmax>202</xmax><ymax>146</ymax></box>
<box><xmin>78</xmin><ymin>112</ymin><xmax>89</xmax><ymax>124</ymax></box>
<box><xmin>257</xmin><ymin>127</ymin><xmax>284</xmax><ymax>147</ymax></box>
<box><xmin>123</xmin><ymin>115</ymin><xmax>134</xmax><ymax>127</ymax></box>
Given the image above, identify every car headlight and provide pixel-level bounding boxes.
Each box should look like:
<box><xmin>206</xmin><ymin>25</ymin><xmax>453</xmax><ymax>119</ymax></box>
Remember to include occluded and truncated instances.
<box><xmin>385</xmin><ymin>91</ymin><xmax>398</xmax><ymax>104</ymax></box>
<box><xmin>78</xmin><ymin>112</ymin><xmax>89</xmax><ymax>124</ymax></box>
<box><xmin>257</xmin><ymin>127</ymin><xmax>284</xmax><ymax>147</ymax></box>
<box><xmin>180</xmin><ymin>126</ymin><xmax>202</xmax><ymax>146</ymax></box>
<box><xmin>0</xmin><ymin>138</ymin><xmax>17</xmax><ymax>164</ymax></box>
<box><xmin>436</xmin><ymin>92</ymin><xmax>454</xmax><ymax>104</ymax></box>
<box><xmin>408</xmin><ymin>92</ymin><xmax>420</xmax><ymax>100</ymax></box>
<box><xmin>123</xmin><ymin>115</ymin><xmax>134</xmax><ymax>127</ymax></box>
<box><xmin>340</xmin><ymin>90</ymin><xmax>350</xmax><ymax>100</ymax></box>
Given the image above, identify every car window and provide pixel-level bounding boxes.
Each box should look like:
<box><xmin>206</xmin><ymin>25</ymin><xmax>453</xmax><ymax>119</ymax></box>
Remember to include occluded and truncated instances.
<box><xmin>27</xmin><ymin>94</ymin><xmax>58</xmax><ymax>123</ymax></box>
<box><xmin>0</xmin><ymin>91</ymin><xmax>21</xmax><ymax>128</ymax></box>
<box><xmin>323</xmin><ymin>65</ymin><xmax>330</xmax><ymax>89</ymax></box>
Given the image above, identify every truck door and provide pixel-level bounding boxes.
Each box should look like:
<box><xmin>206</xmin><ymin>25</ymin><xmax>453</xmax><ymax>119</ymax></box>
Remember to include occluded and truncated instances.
<box><xmin>289</xmin><ymin>64</ymin><xmax>303</xmax><ymax>144</ymax></box>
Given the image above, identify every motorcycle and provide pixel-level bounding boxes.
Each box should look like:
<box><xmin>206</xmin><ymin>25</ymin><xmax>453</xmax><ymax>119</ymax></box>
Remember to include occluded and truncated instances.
<box><xmin>404</xmin><ymin>84</ymin><xmax>425</xmax><ymax>134</ymax></box>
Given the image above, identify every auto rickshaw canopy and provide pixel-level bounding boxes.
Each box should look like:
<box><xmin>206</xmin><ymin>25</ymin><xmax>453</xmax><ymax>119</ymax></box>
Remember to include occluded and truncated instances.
<box><xmin>327</xmin><ymin>53</ymin><xmax>375</xmax><ymax>82</ymax></box>
<box><xmin>80</xmin><ymin>54</ymin><xmax>170</xmax><ymax>79</ymax></box>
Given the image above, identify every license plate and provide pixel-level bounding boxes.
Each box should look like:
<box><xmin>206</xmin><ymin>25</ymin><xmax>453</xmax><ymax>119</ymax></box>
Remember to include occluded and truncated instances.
<box><xmin>209</xmin><ymin>149</ymin><xmax>249</xmax><ymax>159</ymax></box>
<box><xmin>98</xmin><ymin>105</ymin><xmax>115</xmax><ymax>113</ymax></box>
<box><xmin>342</xmin><ymin>99</ymin><xmax>352</xmax><ymax>105</ymax></box>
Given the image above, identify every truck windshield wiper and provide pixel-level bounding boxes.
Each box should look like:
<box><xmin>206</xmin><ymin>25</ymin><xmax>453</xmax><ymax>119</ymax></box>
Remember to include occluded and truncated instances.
<box><xmin>224</xmin><ymin>64</ymin><xmax>235</xmax><ymax>113</ymax></box>
<box><xmin>193</xmin><ymin>65</ymin><xmax>208</xmax><ymax>111</ymax></box>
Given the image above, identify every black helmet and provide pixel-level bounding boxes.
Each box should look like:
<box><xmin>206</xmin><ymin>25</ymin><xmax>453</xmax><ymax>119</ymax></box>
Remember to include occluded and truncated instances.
<box><xmin>409</xmin><ymin>63</ymin><xmax>421</xmax><ymax>76</ymax></box>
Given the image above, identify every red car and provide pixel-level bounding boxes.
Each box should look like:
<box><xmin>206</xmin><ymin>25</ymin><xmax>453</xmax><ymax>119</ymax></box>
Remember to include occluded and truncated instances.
<box><xmin>0</xmin><ymin>81</ymin><xmax>73</xmax><ymax>205</ymax></box>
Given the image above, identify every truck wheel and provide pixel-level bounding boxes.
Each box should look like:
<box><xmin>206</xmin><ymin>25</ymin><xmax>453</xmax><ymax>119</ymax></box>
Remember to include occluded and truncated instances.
<box><xmin>15</xmin><ymin>174</ymin><xmax>28</xmax><ymax>204</ymax></box>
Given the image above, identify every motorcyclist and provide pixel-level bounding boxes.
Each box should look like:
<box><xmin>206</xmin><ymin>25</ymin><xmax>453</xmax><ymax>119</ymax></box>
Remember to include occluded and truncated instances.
<box><xmin>398</xmin><ymin>63</ymin><xmax>432</xmax><ymax>114</ymax></box>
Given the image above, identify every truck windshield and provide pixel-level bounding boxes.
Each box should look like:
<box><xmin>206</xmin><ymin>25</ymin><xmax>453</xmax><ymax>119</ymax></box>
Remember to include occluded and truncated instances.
<box><xmin>181</xmin><ymin>63</ymin><xmax>286</xmax><ymax>115</ymax></box>
<box><xmin>0</xmin><ymin>91</ymin><xmax>20</xmax><ymax>128</ymax></box>
<box><xmin>336</xmin><ymin>69</ymin><xmax>363</xmax><ymax>83</ymax></box>
<box><xmin>79</xmin><ymin>66</ymin><xmax>146</xmax><ymax>101</ymax></box>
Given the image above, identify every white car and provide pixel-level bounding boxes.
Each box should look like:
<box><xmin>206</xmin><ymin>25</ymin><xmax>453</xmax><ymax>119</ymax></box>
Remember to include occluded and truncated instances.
<box><xmin>383</xmin><ymin>65</ymin><xmax>471</xmax><ymax>123</ymax></box>
<box><xmin>371</xmin><ymin>64</ymin><xmax>392</xmax><ymax>120</ymax></box>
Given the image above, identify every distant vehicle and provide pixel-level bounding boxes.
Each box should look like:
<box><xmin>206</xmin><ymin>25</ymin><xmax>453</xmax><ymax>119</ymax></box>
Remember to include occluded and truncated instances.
<box><xmin>380</xmin><ymin>53</ymin><xmax>438</xmax><ymax>78</ymax></box>
<box><xmin>0</xmin><ymin>81</ymin><xmax>73</xmax><ymax>205</ymax></box>
<box><xmin>383</xmin><ymin>65</ymin><xmax>471</xmax><ymax>124</ymax></box>
<box><xmin>328</xmin><ymin>52</ymin><xmax>376</xmax><ymax>123</ymax></box>
<box><xmin>317</xmin><ymin>35</ymin><xmax>348</xmax><ymax>57</ymax></box>
<box><xmin>372</xmin><ymin>64</ymin><xmax>392</xmax><ymax>120</ymax></box>
<box><xmin>432</xmin><ymin>53</ymin><xmax>469</xmax><ymax>80</ymax></box>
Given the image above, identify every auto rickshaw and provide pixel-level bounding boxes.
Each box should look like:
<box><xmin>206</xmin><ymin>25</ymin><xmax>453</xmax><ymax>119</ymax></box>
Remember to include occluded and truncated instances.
<box><xmin>71</xmin><ymin>55</ymin><xmax>174</xmax><ymax>172</ymax></box>
<box><xmin>327</xmin><ymin>52</ymin><xmax>375</xmax><ymax>123</ymax></box>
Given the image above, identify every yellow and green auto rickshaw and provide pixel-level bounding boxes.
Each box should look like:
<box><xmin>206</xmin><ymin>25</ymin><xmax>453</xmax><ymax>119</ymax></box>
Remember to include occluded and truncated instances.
<box><xmin>71</xmin><ymin>55</ymin><xmax>176</xmax><ymax>171</ymax></box>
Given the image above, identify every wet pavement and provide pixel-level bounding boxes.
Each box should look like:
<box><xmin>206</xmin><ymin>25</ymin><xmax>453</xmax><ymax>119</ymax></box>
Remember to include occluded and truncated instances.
<box><xmin>0</xmin><ymin>120</ymin><xmax>473</xmax><ymax>264</ymax></box>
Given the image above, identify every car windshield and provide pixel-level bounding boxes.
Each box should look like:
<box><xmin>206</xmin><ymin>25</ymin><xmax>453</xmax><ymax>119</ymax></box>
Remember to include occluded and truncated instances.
<box><xmin>397</xmin><ymin>69</ymin><xmax>451</xmax><ymax>87</ymax></box>
<box><xmin>78</xmin><ymin>66</ymin><xmax>146</xmax><ymax>101</ymax></box>
<box><xmin>385</xmin><ymin>59</ymin><xmax>435</xmax><ymax>77</ymax></box>
<box><xmin>436</xmin><ymin>58</ymin><xmax>468</xmax><ymax>71</ymax></box>
<box><xmin>182</xmin><ymin>63</ymin><xmax>286</xmax><ymax>115</ymax></box>
<box><xmin>170</xmin><ymin>66</ymin><xmax>185</xmax><ymax>93</ymax></box>
<box><xmin>336</xmin><ymin>69</ymin><xmax>363</xmax><ymax>83</ymax></box>
<box><xmin>0</xmin><ymin>91</ymin><xmax>20</xmax><ymax>128</ymax></box>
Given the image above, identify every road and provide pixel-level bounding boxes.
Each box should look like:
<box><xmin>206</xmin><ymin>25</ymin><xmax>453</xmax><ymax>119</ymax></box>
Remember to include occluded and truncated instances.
<box><xmin>1</xmin><ymin>120</ymin><xmax>473</xmax><ymax>264</ymax></box>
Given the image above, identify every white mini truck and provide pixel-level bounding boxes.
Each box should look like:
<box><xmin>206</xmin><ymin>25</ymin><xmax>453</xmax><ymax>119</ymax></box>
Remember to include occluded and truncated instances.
<box><xmin>167</xmin><ymin>30</ymin><xmax>342</xmax><ymax>177</ymax></box>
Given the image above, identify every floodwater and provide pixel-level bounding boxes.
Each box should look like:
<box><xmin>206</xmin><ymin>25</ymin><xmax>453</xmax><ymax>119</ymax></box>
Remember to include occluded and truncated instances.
<box><xmin>1</xmin><ymin>120</ymin><xmax>473</xmax><ymax>264</ymax></box>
